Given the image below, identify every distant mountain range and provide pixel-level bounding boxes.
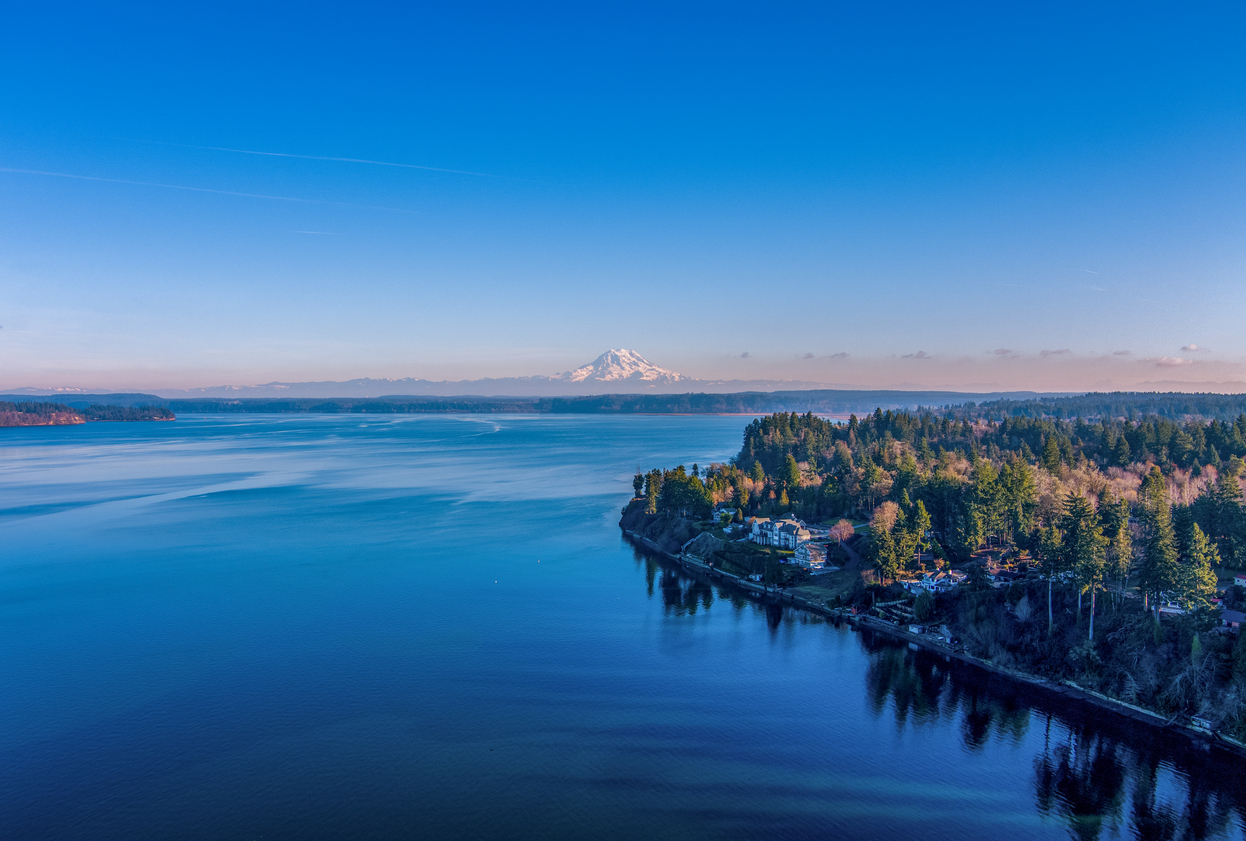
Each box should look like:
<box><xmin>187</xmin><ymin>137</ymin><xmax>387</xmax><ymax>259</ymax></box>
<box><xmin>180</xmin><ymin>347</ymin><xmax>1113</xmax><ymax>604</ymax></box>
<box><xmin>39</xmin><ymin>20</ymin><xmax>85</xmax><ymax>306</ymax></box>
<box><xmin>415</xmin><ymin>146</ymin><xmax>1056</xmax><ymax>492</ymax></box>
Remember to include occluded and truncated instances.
<box><xmin>54</xmin><ymin>349</ymin><xmax>838</xmax><ymax>398</ymax></box>
<box><xmin>0</xmin><ymin>349</ymin><xmax>1075</xmax><ymax>407</ymax></box>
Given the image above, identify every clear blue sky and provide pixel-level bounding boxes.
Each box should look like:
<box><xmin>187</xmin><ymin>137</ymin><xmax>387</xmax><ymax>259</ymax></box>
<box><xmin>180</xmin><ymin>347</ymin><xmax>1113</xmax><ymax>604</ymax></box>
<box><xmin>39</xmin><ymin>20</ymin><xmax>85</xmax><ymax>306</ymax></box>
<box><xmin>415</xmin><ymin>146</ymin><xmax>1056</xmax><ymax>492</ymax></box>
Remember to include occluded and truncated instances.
<box><xmin>2</xmin><ymin>2</ymin><xmax>1244</xmax><ymax>391</ymax></box>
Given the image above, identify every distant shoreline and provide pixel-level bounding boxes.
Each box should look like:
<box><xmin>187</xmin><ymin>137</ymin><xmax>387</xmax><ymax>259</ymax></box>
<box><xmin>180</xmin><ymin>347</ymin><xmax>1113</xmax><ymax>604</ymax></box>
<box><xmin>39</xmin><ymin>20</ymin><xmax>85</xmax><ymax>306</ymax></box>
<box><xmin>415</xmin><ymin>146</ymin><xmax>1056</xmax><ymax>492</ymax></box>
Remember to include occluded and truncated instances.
<box><xmin>8</xmin><ymin>389</ymin><xmax>1246</xmax><ymax>421</ymax></box>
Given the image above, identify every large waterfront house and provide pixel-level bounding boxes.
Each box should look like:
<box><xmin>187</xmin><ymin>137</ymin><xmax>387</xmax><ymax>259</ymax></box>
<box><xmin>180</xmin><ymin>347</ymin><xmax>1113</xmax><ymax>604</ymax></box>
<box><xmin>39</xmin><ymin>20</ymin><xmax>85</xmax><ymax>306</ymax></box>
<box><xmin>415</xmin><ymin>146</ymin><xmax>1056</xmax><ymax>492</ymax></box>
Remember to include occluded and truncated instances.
<box><xmin>749</xmin><ymin>517</ymin><xmax>810</xmax><ymax>548</ymax></box>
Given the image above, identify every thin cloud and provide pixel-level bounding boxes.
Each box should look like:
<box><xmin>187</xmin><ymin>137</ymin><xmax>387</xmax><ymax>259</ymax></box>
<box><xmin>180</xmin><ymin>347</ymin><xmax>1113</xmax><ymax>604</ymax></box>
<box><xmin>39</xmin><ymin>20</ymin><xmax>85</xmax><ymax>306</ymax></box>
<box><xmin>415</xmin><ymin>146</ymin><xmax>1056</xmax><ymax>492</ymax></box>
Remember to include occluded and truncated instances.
<box><xmin>0</xmin><ymin>167</ymin><xmax>418</xmax><ymax>213</ymax></box>
<box><xmin>1181</xmin><ymin>344</ymin><xmax>1207</xmax><ymax>352</ymax></box>
<box><xmin>739</xmin><ymin>352</ymin><xmax>749</xmax><ymax>359</ymax></box>
<box><xmin>827</xmin><ymin>352</ymin><xmax>849</xmax><ymax>359</ymax></box>
<box><xmin>1112</xmin><ymin>350</ymin><xmax>1132</xmax><ymax>356</ymax></box>
<box><xmin>290</xmin><ymin>230</ymin><xmax>338</xmax><ymax>235</ymax></box>
<box><xmin>802</xmin><ymin>352</ymin><xmax>814</xmax><ymax>359</ymax></box>
<box><xmin>1040</xmin><ymin>348</ymin><xmax>1071</xmax><ymax>357</ymax></box>
<box><xmin>1082</xmin><ymin>269</ymin><xmax>1100</xmax><ymax>274</ymax></box>
<box><xmin>154</xmin><ymin>140</ymin><xmax>508</xmax><ymax>179</ymax></box>
<box><xmin>991</xmin><ymin>348</ymin><xmax>1019</xmax><ymax>358</ymax></box>
<box><xmin>1152</xmin><ymin>357</ymin><xmax>1194</xmax><ymax>367</ymax></box>
<box><xmin>902</xmin><ymin>351</ymin><xmax>931</xmax><ymax>359</ymax></box>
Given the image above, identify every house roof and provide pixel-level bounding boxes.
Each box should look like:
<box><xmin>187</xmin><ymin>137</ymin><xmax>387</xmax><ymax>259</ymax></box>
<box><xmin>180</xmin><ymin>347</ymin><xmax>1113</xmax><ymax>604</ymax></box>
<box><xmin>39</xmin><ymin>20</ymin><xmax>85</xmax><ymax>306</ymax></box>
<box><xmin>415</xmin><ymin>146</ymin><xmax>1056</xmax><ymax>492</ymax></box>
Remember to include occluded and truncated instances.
<box><xmin>1223</xmin><ymin>610</ymin><xmax>1246</xmax><ymax>624</ymax></box>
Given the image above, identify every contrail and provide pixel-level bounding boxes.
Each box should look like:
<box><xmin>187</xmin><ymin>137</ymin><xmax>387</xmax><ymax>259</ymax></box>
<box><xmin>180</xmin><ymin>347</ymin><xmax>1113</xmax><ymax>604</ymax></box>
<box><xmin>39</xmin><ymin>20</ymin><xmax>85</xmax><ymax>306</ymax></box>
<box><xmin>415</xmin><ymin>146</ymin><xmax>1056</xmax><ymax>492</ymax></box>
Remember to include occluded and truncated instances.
<box><xmin>152</xmin><ymin>140</ymin><xmax>506</xmax><ymax>178</ymax></box>
<box><xmin>0</xmin><ymin>167</ymin><xmax>418</xmax><ymax>212</ymax></box>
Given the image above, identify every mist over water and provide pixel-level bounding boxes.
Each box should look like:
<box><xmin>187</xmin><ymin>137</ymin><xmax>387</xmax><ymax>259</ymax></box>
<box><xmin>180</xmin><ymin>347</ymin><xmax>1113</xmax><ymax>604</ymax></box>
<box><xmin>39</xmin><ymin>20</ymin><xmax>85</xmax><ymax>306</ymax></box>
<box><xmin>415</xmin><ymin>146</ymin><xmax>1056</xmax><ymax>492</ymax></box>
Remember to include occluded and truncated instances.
<box><xmin>1</xmin><ymin>415</ymin><xmax>1242</xmax><ymax>840</ymax></box>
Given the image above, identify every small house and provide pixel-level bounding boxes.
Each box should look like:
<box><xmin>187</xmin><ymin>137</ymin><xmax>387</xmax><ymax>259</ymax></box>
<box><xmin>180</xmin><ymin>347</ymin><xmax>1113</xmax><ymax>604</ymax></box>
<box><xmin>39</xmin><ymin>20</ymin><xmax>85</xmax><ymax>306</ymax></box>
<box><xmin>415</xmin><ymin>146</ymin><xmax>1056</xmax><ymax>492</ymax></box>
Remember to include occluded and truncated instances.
<box><xmin>793</xmin><ymin>541</ymin><xmax>831</xmax><ymax>571</ymax></box>
<box><xmin>1222</xmin><ymin>609</ymin><xmax>1246</xmax><ymax>629</ymax></box>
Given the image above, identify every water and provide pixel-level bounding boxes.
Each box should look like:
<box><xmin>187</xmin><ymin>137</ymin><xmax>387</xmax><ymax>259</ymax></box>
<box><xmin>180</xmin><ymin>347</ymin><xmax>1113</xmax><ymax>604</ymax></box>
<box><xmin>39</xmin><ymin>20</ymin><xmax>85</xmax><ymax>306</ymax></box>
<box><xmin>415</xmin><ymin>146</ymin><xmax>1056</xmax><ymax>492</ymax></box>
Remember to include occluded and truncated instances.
<box><xmin>1</xmin><ymin>414</ymin><xmax>1242</xmax><ymax>840</ymax></box>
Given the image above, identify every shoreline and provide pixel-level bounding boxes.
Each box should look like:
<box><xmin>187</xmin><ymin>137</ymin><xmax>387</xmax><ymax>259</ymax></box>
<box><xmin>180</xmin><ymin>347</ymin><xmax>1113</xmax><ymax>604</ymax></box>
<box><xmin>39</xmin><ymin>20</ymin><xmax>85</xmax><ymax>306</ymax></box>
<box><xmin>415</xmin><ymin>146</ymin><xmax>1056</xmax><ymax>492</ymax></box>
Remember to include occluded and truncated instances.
<box><xmin>622</xmin><ymin>527</ymin><xmax>1246</xmax><ymax>764</ymax></box>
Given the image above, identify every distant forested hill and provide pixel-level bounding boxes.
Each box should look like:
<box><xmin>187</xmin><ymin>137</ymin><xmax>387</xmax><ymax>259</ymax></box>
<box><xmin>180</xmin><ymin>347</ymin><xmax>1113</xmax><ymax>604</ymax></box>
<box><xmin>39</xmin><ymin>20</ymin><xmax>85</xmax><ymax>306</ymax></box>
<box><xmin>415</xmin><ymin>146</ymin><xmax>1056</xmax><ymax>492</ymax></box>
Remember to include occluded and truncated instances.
<box><xmin>956</xmin><ymin>392</ymin><xmax>1246</xmax><ymax>421</ymax></box>
<box><xmin>161</xmin><ymin>390</ymin><xmax>1057</xmax><ymax>416</ymax></box>
<box><xmin>81</xmin><ymin>405</ymin><xmax>175</xmax><ymax>422</ymax></box>
<box><xmin>0</xmin><ymin>401</ymin><xmax>174</xmax><ymax>427</ymax></box>
<box><xmin>0</xmin><ymin>401</ymin><xmax>84</xmax><ymax>427</ymax></box>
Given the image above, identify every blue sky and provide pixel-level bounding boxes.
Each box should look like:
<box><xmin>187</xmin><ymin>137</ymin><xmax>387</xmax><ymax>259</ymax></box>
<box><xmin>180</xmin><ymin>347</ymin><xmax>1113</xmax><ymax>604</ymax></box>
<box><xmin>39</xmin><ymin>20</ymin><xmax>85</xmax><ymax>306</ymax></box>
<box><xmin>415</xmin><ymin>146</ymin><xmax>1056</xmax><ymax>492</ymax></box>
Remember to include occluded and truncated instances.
<box><xmin>2</xmin><ymin>2</ymin><xmax>1245</xmax><ymax>391</ymax></box>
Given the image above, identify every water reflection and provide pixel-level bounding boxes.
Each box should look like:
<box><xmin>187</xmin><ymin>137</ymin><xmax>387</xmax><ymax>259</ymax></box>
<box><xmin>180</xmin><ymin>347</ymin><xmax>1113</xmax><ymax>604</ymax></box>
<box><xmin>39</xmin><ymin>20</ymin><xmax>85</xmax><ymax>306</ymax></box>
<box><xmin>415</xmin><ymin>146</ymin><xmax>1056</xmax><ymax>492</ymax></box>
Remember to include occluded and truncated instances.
<box><xmin>631</xmin><ymin>549</ymin><xmax>1245</xmax><ymax>841</ymax></box>
<box><xmin>861</xmin><ymin>630</ymin><xmax>1245</xmax><ymax>841</ymax></box>
<box><xmin>861</xmin><ymin>632</ymin><xmax>1032</xmax><ymax>749</ymax></box>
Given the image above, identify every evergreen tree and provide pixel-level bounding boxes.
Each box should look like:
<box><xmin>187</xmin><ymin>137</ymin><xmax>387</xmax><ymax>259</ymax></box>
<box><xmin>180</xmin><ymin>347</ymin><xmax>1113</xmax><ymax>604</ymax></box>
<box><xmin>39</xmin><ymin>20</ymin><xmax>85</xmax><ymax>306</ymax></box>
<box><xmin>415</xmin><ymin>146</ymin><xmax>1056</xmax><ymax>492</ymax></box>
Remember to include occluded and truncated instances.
<box><xmin>1035</xmin><ymin>524</ymin><xmax>1065</xmax><ymax>635</ymax></box>
<box><xmin>869</xmin><ymin>506</ymin><xmax>901</xmax><ymax>584</ymax></box>
<box><xmin>1098</xmin><ymin>490</ymin><xmax>1132</xmax><ymax>597</ymax></box>
<box><xmin>633</xmin><ymin>472</ymin><xmax>645</xmax><ymax>499</ymax></box>
<box><xmin>1138</xmin><ymin>468</ymin><xmax>1180</xmax><ymax>611</ymax></box>
<box><xmin>1113</xmin><ymin>435</ymin><xmax>1131</xmax><ymax>467</ymax></box>
<box><xmin>1042</xmin><ymin>435</ymin><xmax>1063</xmax><ymax>472</ymax></box>
<box><xmin>644</xmin><ymin>469</ymin><xmax>662</xmax><ymax>515</ymax></box>
<box><xmin>911</xmin><ymin>500</ymin><xmax>932</xmax><ymax>569</ymax></box>
<box><xmin>1061</xmin><ymin>493</ymin><xmax>1108</xmax><ymax>639</ymax></box>
<box><xmin>1179</xmin><ymin>523</ymin><xmax>1219</xmax><ymax>607</ymax></box>
<box><xmin>782</xmin><ymin>454</ymin><xmax>801</xmax><ymax>489</ymax></box>
<box><xmin>1000</xmin><ymin>456</ymin><xmax>1038</xmax><ymax>546</ymax></box>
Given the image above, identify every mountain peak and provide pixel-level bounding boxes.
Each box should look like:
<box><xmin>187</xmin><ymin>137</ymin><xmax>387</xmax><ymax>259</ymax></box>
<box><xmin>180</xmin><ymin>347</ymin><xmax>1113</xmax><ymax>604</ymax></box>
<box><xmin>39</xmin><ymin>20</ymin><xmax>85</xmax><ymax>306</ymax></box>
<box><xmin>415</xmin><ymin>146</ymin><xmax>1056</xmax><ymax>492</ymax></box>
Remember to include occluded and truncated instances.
<box><xmin>556</xmin><ymin>349</ymin><xmax>685</xmax><ymax>383</ymax></box>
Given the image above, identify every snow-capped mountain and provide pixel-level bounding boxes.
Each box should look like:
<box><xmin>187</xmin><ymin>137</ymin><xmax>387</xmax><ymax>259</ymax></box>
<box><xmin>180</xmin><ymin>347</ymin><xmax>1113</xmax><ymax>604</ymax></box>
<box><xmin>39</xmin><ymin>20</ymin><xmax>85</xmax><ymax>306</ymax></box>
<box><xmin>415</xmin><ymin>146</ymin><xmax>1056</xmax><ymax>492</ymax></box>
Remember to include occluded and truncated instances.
<box><xmin>555</xmin><ymin>349</ymin><xmax>685</xmax><ymax>384</ymax></box>
<box><xmin>61</xmin><ymin>350</ymin><xmax>786</xmax><ymax>398</ymax></box>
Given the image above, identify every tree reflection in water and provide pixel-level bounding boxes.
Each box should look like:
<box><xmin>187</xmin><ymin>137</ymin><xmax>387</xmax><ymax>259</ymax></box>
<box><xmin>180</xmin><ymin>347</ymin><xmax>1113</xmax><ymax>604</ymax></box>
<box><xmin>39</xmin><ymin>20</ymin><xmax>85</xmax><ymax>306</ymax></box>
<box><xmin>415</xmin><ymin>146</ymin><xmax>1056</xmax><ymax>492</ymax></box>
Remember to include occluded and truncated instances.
<box><xmin>862</xmin><ymin>631</ymin><xmax>1246</xmax><ymax>841</ymax></box>
<box><xmin>861</xmin><ymin>631</ymin><xmax>1031</xmax><ymax>748</ymax></box>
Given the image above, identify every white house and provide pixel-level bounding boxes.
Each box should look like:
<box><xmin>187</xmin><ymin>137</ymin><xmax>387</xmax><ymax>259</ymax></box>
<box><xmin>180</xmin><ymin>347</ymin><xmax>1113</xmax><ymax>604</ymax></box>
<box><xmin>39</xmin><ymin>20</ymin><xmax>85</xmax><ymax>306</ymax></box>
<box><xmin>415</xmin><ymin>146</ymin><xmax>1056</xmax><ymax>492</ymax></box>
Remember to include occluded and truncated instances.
<box><xmin>749</xmin><ymin>517</ymin><xmax>772</xmax><ymax>543</ymax></box>
<box><xmin>776</xmin><ymin>521</ymin><xmax>811</xmax><ymax>549</ymax></box>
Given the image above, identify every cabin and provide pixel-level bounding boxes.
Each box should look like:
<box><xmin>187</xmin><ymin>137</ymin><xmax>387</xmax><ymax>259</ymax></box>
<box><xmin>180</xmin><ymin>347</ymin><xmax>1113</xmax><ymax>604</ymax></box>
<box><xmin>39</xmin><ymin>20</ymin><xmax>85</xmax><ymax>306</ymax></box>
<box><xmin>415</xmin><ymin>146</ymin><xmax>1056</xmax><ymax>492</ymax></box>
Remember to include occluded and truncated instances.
<box><xmin>1222</xmin><ymin>609</ymin><xmax>1245</xmax><ymax>630</ymax></box>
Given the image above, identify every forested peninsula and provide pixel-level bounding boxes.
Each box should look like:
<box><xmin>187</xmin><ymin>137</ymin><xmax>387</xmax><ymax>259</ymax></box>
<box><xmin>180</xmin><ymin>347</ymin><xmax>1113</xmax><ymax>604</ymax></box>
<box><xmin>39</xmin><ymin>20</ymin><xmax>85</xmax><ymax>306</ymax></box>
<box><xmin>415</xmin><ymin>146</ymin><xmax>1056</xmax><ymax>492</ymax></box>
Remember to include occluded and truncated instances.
<box><xmin>623</xmin><ymin>408</ymin><xmax>1246</xmax><ymax>745</ymax></box>
<box><xmin>0</xmin><ymin>401</ymin><xmax>175</xmax><ymax>427</ymax></box>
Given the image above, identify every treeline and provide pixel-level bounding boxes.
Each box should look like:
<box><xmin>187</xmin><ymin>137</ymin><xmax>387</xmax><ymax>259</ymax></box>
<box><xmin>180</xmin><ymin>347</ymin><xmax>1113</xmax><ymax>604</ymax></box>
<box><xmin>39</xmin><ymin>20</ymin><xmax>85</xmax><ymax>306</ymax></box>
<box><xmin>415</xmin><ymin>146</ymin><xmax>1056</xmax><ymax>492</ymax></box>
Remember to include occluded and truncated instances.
<box><xmin>635</xmin><ymin>466</ymin><xmax>713</xmax><ymax>520</ymax></box>
<box><xmin>160</xmin><ymin>389</ymin><xmax>1048</xmax><ymax>416</ymax></box>
<box><xmin>0</xmin><ymin>401</ymin><xmax>174</xmax><ymax>426</ymax></box>
<box><xmin>81</xmin><ymin>405</ymin><xmax>174</xmax><ymax>422</ymax></box>
<box><xmin>0</xmin><ymin>401</ymin><xmax>83</xmax><ymax>427</ymax></box>
<box><xmin>695</xmin><ymin>409</ymin><xmax>1246</xmax><ymax>736</ymax></box>
<box><xmin>957</xmin><ymin>392</ymin><xmax>1246</xmax><ymax>422</ymax></box>
<box><xmin>720</xmin><ymin>410</ymin><xmax>1246</xmax><ymax>573</ymax></box>
<box><xmin>164</xmin><ymin>398</ymin><xmax>538</xmax><ymax>414</ymax></box>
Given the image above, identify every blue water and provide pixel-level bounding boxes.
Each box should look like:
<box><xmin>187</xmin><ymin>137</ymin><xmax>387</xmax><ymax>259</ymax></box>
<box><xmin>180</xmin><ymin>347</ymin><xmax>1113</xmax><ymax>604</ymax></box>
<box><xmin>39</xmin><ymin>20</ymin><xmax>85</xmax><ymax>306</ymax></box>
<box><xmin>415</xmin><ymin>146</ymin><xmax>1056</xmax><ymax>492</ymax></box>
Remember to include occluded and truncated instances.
<box><xmin>1</xmin><ymin>414</ymin><xmax>1242</xmax><ymax>840</ymax></box>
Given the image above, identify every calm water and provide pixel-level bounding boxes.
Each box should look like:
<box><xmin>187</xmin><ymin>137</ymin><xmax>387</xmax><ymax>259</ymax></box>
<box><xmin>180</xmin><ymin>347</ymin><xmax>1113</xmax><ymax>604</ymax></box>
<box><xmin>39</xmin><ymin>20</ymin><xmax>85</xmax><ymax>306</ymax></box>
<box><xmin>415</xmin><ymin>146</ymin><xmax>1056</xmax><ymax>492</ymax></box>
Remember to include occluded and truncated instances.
<box><xmin>1</xmin><ymin>414</ymin><xmax>1242</xmax><ymax>840</ymax></box>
